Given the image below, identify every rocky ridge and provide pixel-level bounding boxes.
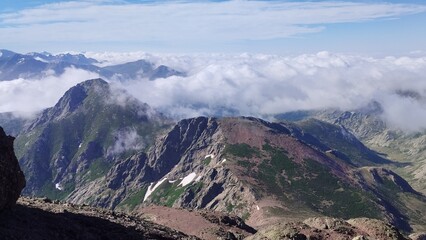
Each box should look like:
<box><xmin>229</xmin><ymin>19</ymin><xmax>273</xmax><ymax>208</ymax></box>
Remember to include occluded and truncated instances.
<box><xmin>0</xmin><ymin>127</ymin><xmax>25</xmax><ymax>210</ymax></box>
<box><xmin>247</xmin><ymin>217</ymin><xmax>409</xmax><ymax>240</ymax></box>
<box><xmin>15</xmin><ymin>78</ymin><xmax>170</xmax><ymax>198</ymax></box>
<box><xmin>0</xmin><ymin>49</ymin><xmax>184</xmax><ymax>81</ymax></box>
<box><xmin>65</xmin><ymin>116</ymin><xmax>426</xmax><ymax>233</ymax></box>
<box><xmin>0</xmin><ymin>197</ymin><xmax>197</xmax><ymax>240</ymax></box>
<box><xmin>283</xmin><ymin>105</ymin><xmax>426</xmax><ymax>195</ymax></box>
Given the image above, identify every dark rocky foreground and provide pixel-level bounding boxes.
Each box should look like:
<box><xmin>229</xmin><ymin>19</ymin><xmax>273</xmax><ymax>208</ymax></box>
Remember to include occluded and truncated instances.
<box><xmin>247</xmin><ymin>217</ymin><xmax>410</xmax><ymax>240</ymax></box>
<box><xmin>0</xmin><ymin>197</ymin><xmax>197</xmax><ymax>240</ymax></box>
<box><xmin>0</xmin><ymin>127</ymin><xmax>25</xmax><ymax>210</ymax></box>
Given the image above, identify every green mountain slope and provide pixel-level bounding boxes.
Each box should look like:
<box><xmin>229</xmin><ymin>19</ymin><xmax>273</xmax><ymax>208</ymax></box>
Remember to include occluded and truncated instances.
<box><xmin>15</xmin><ymin>78</ymin><xmax>170</xmax><ymax>199</ymax></box>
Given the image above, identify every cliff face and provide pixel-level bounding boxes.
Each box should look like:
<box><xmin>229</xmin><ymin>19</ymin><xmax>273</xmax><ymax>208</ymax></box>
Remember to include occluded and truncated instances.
<box><xmin>0</xmin><ymin>127</ymin><xmax>25</xmax><ymax>210</ymax></box>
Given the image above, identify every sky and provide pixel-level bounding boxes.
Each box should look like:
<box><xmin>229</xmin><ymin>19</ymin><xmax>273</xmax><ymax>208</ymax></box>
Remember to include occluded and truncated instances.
<box><xmin>0</xmin><ymin>0</ymin><xmax>425</xmax><ymax>55</ymax></box>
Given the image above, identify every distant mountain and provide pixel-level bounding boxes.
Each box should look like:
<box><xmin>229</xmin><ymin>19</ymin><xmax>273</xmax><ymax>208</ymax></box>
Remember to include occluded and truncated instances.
<box><xmin>26</xmin><ymin>51</ymin><xmax>99</xmax><ymax>65</ymax></box>
<box><xmin>0</xmin><ymin>49</ymin><xmax>18</xmax><ymax>60</ymax></box>
<box><xmin>0</xmin><ymin>50</ymin><xmax>48</xmax><ymax>80</ymax></box>
<box><xmin>102</xmin><ymin>59</ymin><xmax>185</xmax><ymax>81</ymax></box>
<box><xmin>0</xmin><ymin>50</ymin><xmax>185</xmax><ymax>81</ymax></box>
<box><xmin>0</xmin><ymin>50</ymin><xmax>101</xmax><ymax>80</ymax></box>
<box><xmin>276</xmin><ymin>102</ymin><xmax>426</xmax><ymax>195</ymax></box>
<box><xmin>15</xmin><ymin>78</ymin><xmax>170</xmax><ymax>200</ymax></box>
<box><xmin>0</xmin><ymin>112</ymin><xmax>28</xmax><ymax>137</ymax></box>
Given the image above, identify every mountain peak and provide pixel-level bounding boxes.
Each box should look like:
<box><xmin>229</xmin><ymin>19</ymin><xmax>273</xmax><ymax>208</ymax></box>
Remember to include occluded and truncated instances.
<box><xmin>77</xmin><ymin>78</ymin><xmax>109</xmax><ymax>89</ymax></box>
<box><xmin>53</xmin><ymin>78</ymin><xmax>110</xmax><ymax>115</ymax></box>
<box><xmin>0</xmin><ymin>49</ymin><xmax>18</xmax><ymax>60</ymax></box>
<box><xmin>26</xmin><ymin>79</ymin><xmax>111</xmax><ymax>129</ymax></box>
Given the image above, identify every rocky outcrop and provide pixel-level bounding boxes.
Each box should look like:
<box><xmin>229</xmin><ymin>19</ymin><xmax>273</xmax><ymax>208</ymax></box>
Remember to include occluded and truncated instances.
<box><xmin>0</xmin><ymin>127</ymin><xmax>25</xmax><ymax>210</ymax></box>
<box><xmin>410</xmin><ymin>233</ymin><xmax>426</xmax><ymax>240</ymax></box>
<box><xmin>247</xmin><ymin>217</ymin><xmax>408</xmax><ymax>240</ymax></box>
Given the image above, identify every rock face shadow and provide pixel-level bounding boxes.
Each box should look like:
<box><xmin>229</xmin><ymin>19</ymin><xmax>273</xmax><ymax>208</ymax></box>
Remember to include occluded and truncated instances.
<box><xmin>0</xmin><ymin>204</ymin><xmax>183</xmax><ymax>240</ymax></box>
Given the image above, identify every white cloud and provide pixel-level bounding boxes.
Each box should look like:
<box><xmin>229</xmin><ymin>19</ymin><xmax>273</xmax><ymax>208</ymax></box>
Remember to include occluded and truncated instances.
<box><xmin>104</xmin><ymin>51</ymin><xmax>426</xmax><ymax>131</ymax></box>
<box><xmin>0</xmin><ymin>67</ymin><xmax>99</xmax><ymax>116</ymax></box>
<box><xmin>0</xmin><ymin>1</ymin><xmax>424</xmax><ymax>49</ymax></box>
<box><xmin>107</xmin><ymin>128</ymin><xmax>144</xmax><ymax>156</ymax></box>
<box><xmin>1</xmin><ymin>51</ymin><xmax>426</xmax><ymax>132</ymax></box>
<box><xmin>379</xmin><ymin>93</ymin><xmax>426</xmax><ymax>132</ymax></box>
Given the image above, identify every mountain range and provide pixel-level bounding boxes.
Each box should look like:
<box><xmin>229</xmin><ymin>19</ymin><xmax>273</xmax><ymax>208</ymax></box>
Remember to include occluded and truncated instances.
<box><xmin>276</xmin><ymin>102</ymin><xmax>426</xmax><ymax>196</ymax></box>
<box><xmin>2</xmin><ymin>48</ymin><xmax>426</xmax><ymax>238</ymax></box>
<box><xmin>2</xmin><ymin>78</ymin><xmax>425</xmax><ymax>239</ymax></box>
<box><xmin>0</xmin><ymin>49</ymin><xmax>184</xmax><ymax>81</ymax></box>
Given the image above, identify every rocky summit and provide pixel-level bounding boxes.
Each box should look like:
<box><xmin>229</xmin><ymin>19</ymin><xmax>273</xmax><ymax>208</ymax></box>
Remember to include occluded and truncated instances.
<box><xmin>15</xmin><ymin>78</ymin><xmax>169</xmax><ymax>198</ymax></box>
<box><xmin>0</xmin><ymin>127</ymin><xmax>25</xmax><ymax>210</ymax></box>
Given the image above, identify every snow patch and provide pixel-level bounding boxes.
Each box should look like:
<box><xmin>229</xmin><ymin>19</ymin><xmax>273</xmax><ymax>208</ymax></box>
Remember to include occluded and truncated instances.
<box><xmin>143</xmin><ymin>178</ymin><xmax>167</xmax><ymax>202</ymax></box>
<box><xmin>34</xmin><ymin>57</ymin><xmax>48</xmax><ymax>63</ymax></box>
<box><xmin>256</xmin><ymin>205</ymin><xmax>260</xmax><ymax>211</ymax></box>
<box><xmin>55</xmin><ymin>183</ymin><xmax>63</xmax><ymax>191</ymax></box>
<box><xmin>205</xmin><ymin>154</ymin><xmax>215</xmax><ymax>159</ymax></box>
<box><xmin>221</xmin><ymin>159</ymin><xmax>227</xmax><ymax>163</ymax></box>
<box><xmin>168</xmin><ymin>180</ymin><xmax>178</xmax><ymax>183</ymax></box>
<box><xmin>195</xmin><ymin>175</ymin><xmax>202</xmax><ymax>182</ymax></box>
<box><xmin>179</xmin><ymin>172</ymin><xmax>197</xmax><ymax>187</ymax></box>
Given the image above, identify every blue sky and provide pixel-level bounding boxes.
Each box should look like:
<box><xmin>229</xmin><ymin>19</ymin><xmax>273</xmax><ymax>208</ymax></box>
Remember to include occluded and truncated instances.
<box><xmin>0</xmin><ymin>0</ymin><xmax>425</xmax><ymax>55</ymax></box>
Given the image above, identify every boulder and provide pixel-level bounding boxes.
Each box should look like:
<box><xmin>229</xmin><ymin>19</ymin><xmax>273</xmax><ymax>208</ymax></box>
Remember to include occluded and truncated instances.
<box><xmin>0</xmin><ymin>127</ymin><xmax>25</xmax><ymax>210</ymax></box>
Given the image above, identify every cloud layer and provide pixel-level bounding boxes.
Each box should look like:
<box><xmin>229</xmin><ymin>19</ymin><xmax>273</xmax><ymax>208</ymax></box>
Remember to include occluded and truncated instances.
<box><xmin>0</xmin><ymin>67</ymin><xmax>99</xmax><ymax>117</ymax></box>
<box><xmin>112</xmin><ymin>52</ymin><xmax>426</xmax><ymax>131</ymax></box>
<box><xmin>0</xmin><ymin>0</ymin><xmax>425</xmax><ymax>52</ymax></box>
<box><xmin>1</xmin><ymin>52</ymin><xmax>426</xmax><ymax>132</ymax></box>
